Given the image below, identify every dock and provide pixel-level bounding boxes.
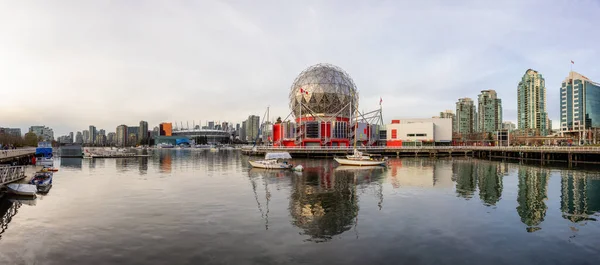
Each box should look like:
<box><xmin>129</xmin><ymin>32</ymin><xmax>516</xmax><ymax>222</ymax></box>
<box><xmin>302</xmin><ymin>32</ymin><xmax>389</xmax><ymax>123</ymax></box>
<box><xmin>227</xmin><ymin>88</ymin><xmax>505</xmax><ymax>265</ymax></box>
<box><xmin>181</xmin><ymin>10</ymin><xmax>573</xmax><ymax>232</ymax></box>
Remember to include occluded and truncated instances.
<box><xmin>242</xmin><ymin>146</ymin><xmax>600</xmax><ymax>166</ymax></box>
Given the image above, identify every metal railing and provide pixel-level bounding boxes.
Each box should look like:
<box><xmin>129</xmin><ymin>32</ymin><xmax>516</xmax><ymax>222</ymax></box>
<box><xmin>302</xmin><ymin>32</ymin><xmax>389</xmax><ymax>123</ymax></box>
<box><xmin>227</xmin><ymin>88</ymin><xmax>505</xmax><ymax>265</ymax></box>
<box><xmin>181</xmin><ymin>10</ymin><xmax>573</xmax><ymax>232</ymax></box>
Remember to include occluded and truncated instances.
<box><xmin>0</xmin><ymin>148</ymin><xmax>36</xmax><ymax>159</ymax></box>
<box><xmin>0</xmin><ymin>166</ymin><xmax>26</xmax><ymax>185</ymax></box>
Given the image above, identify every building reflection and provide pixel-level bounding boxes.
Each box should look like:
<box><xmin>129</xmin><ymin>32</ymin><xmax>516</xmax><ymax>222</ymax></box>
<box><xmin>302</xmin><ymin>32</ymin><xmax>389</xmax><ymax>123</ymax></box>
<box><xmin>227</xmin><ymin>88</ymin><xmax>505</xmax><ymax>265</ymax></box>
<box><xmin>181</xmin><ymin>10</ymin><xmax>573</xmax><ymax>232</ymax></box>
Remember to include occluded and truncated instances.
<box><xmin>476</xmin><ymin>163</ymin><xmax>503</xmax><ymax>206</ymax></box>
<box><xmin>451</xmin><ymin>160</ymin><xmax>504</xmax><ymax>205</ymax></box>
<box><xmin>287</xmin><ymin>163</ymin><xmax>383</xmax><ymax>242</ymax></box>
<box><xmin>138</xmin><ymin>157</ymin><xmax>148</xmax><ymax>174</ymax></box>
<box><xmin>387</xmin><ymin>158</ymin><xmax>453</xmax><ymax>188</ymax></box>
<box><xmin>516</xmin><ymin>168</ymin><xmax>548</xmax><ymax>232</ymax></box>
<box><xmin>452</xmin><ymin>161</ymin><xmax>477</xmax><ymax>199</ymax></box>
<box><xmin>159</xmin><ymin>152</ymin><xmax>172</xmax><ymax>173</ymax></box>
<box><xmin>560</xmin><ymin>171</ymin><xmax>600</xmax><ymax>224</ymax></box>
<box><xmin>59</xmin><ymin>158</ymin><xmax>82</xmax><ymax>169</ymax></box>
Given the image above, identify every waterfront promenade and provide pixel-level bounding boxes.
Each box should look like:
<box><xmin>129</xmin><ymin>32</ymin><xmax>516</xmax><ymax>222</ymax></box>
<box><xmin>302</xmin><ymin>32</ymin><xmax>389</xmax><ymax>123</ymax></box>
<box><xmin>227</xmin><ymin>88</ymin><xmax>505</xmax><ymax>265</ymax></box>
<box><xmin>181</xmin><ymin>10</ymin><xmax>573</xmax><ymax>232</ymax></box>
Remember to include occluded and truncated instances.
<box><xmin>242</xmin><ymin>145</ymin><xmax>600</xmax><ymax>165</ymax></box>
<box><xmin>0</xmin><ymin>148</ymin><xmax>35</xmax><ymax>164</ymax></box>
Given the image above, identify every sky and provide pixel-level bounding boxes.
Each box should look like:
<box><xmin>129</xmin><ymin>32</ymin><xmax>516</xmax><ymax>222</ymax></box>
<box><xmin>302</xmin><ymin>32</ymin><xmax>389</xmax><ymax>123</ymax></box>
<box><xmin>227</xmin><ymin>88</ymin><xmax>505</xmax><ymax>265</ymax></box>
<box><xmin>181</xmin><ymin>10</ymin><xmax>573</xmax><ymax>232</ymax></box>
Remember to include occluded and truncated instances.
<box><xmin>1</xmin><ymin>0</ymin><xmax>599</xmax><ymax>136</ymax></box>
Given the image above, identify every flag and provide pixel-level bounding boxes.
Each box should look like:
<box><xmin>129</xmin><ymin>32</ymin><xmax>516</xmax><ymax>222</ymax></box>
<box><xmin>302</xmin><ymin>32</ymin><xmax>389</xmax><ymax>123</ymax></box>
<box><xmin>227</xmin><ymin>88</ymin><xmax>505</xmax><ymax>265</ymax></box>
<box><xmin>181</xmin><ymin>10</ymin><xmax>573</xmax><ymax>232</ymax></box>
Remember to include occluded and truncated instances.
<box><xmin>379</xmin><ymin>97</ymin><xmax>382</xmax><ymax>105</ymax></box>
<box><xmin>571</xmin><ymin>60</ymin><xmax>574</xmax><ymax>64</ymax></box>
<box><xmin>299</xmin><ymin>88</ymin><xmax>308</xmax><ymax>95</ymax></box>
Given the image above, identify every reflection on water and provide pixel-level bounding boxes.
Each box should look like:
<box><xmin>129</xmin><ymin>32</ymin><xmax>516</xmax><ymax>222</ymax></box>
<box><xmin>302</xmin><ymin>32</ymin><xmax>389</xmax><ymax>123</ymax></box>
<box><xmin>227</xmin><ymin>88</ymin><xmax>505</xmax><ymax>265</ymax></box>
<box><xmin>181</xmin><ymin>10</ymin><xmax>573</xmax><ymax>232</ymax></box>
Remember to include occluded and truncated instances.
<box><xmin>288</xmin><ymin>164</ymin><xmax>360</xmax><ymax>242</ymax></box>
<box><xmin>59</xmin><ymin>158</ymin><xmax>82</xmax><ymax>169</ymax></box>
<box><xmin>1</xmin><ymin>153</ymin><xmax>599</xmax><ymax>264</ymax></box>
<box><xmin>517</xmin><ymin>168</ymin><xmax>549</xmax><ymax>232</ymax></box>
<box><xmin>561</xmin><ymin>171</ymin><xmax>600</xmax><ymax>224</ymax></box>
<box><xmin>453</xmin><ymin>161</ymin><xmax>477</xmax><ymax>199</ymax></box>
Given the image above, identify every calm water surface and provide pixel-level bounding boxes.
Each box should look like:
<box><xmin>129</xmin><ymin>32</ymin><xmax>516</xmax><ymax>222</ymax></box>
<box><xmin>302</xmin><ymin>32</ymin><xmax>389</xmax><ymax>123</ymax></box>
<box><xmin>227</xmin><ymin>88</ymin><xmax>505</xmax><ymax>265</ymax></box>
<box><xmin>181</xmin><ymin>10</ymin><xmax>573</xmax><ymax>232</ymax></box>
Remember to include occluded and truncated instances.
<box><xmin>0</xmin><ymin>150</ymin><xmax>599</xmax><ymax>264</ymax></box>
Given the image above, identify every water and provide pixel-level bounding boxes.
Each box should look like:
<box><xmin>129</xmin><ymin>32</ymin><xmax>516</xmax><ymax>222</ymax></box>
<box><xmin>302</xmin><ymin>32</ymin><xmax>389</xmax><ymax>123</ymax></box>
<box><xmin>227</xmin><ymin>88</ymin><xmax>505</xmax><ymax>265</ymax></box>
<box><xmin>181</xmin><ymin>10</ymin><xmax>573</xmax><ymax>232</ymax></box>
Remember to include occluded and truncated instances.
<box><xmin>0</xmin><ymin>150</ymin><xmax>599</xmax><ymax>265</ymax></box>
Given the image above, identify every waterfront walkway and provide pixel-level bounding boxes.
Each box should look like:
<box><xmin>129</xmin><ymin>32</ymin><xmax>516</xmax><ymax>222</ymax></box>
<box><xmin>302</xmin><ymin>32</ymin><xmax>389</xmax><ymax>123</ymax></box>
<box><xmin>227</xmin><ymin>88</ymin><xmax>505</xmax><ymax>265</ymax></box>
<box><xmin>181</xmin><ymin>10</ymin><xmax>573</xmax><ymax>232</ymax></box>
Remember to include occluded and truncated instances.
<box><xmin>0</xmin><ymin>148</ymin><xmax>35</xmax><ymax>164</ymax></box>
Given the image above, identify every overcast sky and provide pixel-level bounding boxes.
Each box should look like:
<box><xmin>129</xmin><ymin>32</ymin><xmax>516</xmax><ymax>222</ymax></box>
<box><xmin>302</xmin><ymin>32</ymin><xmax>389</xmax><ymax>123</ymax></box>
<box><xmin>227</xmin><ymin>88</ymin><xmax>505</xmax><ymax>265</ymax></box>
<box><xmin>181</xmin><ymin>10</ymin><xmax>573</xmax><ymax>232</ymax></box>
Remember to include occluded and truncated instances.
<box><xmin>1</xmin><ymin>0</ymin><xmax>599</xmax><ymax>136</ymax></box>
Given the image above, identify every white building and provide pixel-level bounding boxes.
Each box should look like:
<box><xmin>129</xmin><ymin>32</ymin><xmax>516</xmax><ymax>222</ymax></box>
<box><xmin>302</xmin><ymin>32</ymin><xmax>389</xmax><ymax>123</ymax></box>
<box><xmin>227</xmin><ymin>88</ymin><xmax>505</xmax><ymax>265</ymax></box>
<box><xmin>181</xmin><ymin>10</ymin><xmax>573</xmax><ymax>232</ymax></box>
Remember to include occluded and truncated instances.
<box><xmin>386</xmin><ymin>118</ymin><xmax>452</xmax><ymax>146</ymax></box>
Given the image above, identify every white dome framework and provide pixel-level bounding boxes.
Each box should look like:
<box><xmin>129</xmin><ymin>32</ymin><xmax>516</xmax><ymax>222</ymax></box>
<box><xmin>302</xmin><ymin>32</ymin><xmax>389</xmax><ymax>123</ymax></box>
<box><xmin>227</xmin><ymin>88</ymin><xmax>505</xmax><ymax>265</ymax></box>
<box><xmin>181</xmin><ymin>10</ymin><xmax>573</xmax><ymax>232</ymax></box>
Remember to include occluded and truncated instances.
<box><xmin>289</xmin><ymin>63</ymin><xmax>358</xmax><ymax>120</ymax></box>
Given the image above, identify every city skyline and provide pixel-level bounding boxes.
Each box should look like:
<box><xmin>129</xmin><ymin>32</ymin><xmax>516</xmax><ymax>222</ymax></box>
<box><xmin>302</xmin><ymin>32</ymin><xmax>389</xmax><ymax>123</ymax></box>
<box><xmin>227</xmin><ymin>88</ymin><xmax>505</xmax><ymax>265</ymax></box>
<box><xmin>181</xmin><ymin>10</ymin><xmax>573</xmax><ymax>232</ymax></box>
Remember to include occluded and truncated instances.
<box><xmin>1</xmin><ymin>1</ymin><xmax>599</xmax><ymax>136</ymax></box>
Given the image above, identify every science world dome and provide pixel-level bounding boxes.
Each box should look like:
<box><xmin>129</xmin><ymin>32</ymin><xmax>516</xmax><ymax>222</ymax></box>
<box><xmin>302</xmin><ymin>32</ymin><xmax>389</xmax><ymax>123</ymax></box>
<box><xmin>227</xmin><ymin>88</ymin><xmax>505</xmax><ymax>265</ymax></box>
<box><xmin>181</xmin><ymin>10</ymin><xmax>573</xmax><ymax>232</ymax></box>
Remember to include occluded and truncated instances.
<box><xmin>289</xmin><ymin>63</ymin><xmax>358</xmax><ymax>119</ymax></box>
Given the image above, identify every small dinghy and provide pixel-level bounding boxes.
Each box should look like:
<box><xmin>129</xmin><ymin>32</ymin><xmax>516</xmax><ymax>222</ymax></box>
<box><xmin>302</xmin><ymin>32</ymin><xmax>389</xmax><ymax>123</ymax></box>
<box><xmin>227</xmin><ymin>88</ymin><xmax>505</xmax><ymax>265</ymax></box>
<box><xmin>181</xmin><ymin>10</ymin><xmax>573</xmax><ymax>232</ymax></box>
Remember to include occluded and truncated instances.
<box><xmin>6</xmin><ymin>184</ymin><xmax>38</xmax><ymax>197</ymax></box>
<box><xmin>30</xmin><ymin>171</ymin><xmax>53</xmax><ymax>192</ymax></box>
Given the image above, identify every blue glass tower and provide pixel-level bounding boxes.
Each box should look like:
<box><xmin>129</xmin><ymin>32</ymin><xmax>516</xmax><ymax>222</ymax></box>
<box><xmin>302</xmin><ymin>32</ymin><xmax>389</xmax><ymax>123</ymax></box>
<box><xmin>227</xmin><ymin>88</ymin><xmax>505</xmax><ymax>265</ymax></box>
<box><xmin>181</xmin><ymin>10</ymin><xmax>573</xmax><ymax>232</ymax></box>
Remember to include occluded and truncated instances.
<box><xmin>560</xmin><ymin>71</ymin><xmax>600</xmax><ymax>142</ymax></box>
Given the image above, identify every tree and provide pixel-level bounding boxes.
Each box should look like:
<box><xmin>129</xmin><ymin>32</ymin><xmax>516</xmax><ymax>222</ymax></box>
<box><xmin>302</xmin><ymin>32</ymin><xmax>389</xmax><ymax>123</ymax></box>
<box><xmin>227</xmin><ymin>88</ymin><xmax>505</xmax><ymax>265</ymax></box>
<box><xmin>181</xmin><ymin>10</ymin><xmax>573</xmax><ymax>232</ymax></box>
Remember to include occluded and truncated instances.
<box><xmin>276</xmin><ymin>117</ymin><xmax>282</xmax><ymax>124</ymax></box>
<box><xmin>24</xmin><ymin>132</ymin><xmax>39</xmax><ymax>147</ymax></box>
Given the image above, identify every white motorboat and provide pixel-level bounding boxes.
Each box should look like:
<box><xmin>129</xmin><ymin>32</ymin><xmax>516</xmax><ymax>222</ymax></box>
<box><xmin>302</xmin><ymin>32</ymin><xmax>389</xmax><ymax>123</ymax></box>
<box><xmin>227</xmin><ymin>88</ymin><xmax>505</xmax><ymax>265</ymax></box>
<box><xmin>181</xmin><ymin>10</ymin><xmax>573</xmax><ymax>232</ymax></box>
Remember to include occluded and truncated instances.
<box><xmin>6</xmin><ymin>184</ymin><xmax>38</xmax><ymax>197</ymax></box>
<box><xmin>249</xmin><ymin>152</ymin><xmax>294</xmax><ymax>169</ymax></box>
<box><xmin>334</xmin><ymin>149</ymin><xmax>387</xmax><ymax>166</ymax></box>
<box><xmin>157</xmin><ymin>143</ymin><xmax>174</xmax><ymax>149</ymax></box>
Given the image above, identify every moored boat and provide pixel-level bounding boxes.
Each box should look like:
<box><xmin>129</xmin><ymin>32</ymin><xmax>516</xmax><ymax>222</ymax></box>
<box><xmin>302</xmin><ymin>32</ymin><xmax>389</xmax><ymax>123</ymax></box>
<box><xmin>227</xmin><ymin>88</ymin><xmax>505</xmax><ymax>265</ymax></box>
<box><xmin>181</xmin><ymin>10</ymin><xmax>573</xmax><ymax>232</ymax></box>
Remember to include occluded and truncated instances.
<box><xmin>334</xmin><ymin>149</ymin><xmax>387</xmax><ymax>166</ymax></box>
<box><xmin>6</xmin><ymin>184</ymin><xmax>38</xmax><ymax>197</ymax></box>
<box><xmin>249</xmin><ymin>152</ymin><xmax>294</xmax><ymax>169</ymax></box>
<box><xmin>35</xmin><ymin>142</ymin><xmax>54</xmax><ymax>166</ymax></box>
<box><xmin>30</xmin><ymin>171</ymin><xmax>53</xmax><ymax>189</ymax></box>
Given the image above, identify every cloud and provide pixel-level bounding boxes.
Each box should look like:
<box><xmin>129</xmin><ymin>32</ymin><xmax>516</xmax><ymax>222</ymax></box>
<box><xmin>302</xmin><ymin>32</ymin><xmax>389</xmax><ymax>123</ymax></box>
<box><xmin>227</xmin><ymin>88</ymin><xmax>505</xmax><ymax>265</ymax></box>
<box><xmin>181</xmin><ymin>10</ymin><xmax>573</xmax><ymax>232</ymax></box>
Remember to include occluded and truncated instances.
<box><xmin>0</xmin><ymin>0</ymin><xmax>599</xmax><ymax>135</ymax></box>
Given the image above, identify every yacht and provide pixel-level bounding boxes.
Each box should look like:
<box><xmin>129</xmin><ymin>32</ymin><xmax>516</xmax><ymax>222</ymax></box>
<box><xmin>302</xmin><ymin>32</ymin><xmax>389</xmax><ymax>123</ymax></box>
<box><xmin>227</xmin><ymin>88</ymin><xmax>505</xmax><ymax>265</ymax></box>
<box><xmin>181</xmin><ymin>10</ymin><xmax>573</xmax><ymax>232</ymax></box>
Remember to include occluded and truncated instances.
<box><xmin>249</xmin><ymin>152</ymin><xmax>294</xmax><ymax>169</ymax></box>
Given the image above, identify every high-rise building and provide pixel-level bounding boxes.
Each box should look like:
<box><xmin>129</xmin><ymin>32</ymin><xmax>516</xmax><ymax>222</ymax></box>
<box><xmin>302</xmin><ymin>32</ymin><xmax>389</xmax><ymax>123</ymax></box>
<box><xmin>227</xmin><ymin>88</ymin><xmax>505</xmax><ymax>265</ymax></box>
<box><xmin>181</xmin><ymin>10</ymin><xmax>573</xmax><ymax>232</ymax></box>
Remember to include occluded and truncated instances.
<box><xmin>29</xmin><ymin>125</ymin><xmax>54</xmax><ymax>141</ymax></box>
<box><xmin>69</xmin><ymin>132</ymin><xmax>74</xmax><ymax>143</ymax></box>
<box><xmin>116</xmin><ymin>125</ymin><xmax>128</xmax><ymax>146</ymax></box>
<box><xmin>159</xmin><ymin>123</ymin><xmax>172</xmax><ymax>136</ymax></box>
<box><xmin>456</xmin><ymin>98</ymin><xmax>477</xmax><ymax>135</ymax></box>
<box><xmin>245</xmin><ymin>115</ymin><xmax>260</xmax><ymax>142</ymax></box>
<box><xmin>477</xmin><ymin>90</ymin><xmax>502</xmax><ymax>134</ymax></box>
<box><xmin>139</xmin><ymin>121</ymin><xmax>148</xmax><ymax>143</ymax></box>
<box><xmin>438</xmin><ymin>110</ymin><xmax>456</xmax><ymax>133</ymax></box>
<box><xmin>240</xmin><ymin>121</ymin><xmax>247</xmax><ymax>141</ymax></box>
<box><xmin>560</xmin><ymin>71</ymin><xmax>600</xmax><ymax>141</ymax></box>
<box><xmin>89</xmin><ymin>125</ymin><xmax>97</xmax><ymax>144</ymax></box>
<box><xmin>220</xmin><ymin>122</ymin><xmax>226</xmax><ymax>131</ymax></box>
<box><xmin>82</xmin><ymin>130</ymin><xmax>90</xmax><ymax>144</ymax></box>
<box><xmin>152</xmin><ymin>126</ymin><xmax>159</xmax><ymax>137</ymax></box>
<box><xmin>75</xmin><ymin>131</ymin><xmax>83</xmax><ymax>144</ymax></box>
<box><xmin>502</xmin><ymin>121</ymin><xmax>516</xmax><ymax>131</ymax></box>
<box><xmin>107</xmin><ymin>132</ymin><xmax>116</xmax><ymax>145</ymax></box>
<box><xmin>127</xmin><ymin>126</ymin><xmax>139</xmax><ymax>146</ymax></box>
<box><xmin>208</xmin><ymin>121</ymin><xmax>215</xmax><ymax>130</ymax></box>
<box><xmin>96</xmin><ymin>129</ymin><xmax>106</xmax><ymax>145</ymax></box>
<box><xmin>518</xmin><ymin>69</ymin><xmax>548</xmax><ymax>136</ymax></box>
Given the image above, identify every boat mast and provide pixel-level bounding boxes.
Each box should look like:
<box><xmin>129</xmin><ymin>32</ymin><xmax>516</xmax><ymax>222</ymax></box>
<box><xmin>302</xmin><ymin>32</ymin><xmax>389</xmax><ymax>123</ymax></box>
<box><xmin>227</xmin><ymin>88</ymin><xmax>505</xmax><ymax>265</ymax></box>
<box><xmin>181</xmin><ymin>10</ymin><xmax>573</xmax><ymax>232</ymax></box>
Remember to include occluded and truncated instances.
<box><xmin>353</xmin><ymin>91</ymin><xmax>358</xmax><ymax>150</ymax></box>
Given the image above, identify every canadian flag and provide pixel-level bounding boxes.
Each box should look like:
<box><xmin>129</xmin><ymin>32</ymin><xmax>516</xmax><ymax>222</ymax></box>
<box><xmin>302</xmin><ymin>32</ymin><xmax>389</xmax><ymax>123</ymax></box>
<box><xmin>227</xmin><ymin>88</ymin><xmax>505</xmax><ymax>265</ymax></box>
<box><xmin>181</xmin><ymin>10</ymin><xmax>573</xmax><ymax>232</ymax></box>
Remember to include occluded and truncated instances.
<box><xmin>571</xmin><ymin>60</ymin><xmax>574</xmax><ymax>64</ymax></box>
<box><xmin>299</xmin><ymin>88</ymin><xmax>308</xmax><ymax>95</ymax></box>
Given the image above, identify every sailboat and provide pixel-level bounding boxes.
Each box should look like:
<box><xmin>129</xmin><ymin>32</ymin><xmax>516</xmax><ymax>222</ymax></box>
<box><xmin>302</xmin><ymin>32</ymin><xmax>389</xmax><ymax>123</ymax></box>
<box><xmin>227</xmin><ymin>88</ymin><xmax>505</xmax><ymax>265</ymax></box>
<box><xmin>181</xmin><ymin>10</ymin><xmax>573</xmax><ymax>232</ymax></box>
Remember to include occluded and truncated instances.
<box><xmin>333</xmin><ymin>96</ymin><xmax>387</xmax><ymax>166</ymax></box>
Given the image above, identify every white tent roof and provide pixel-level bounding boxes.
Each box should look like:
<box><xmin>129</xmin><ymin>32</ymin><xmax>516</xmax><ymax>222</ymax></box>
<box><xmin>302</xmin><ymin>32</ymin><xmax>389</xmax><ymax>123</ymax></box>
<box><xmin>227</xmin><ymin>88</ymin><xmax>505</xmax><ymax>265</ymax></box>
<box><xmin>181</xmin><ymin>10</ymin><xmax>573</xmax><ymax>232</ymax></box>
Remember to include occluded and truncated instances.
<box><xmin>265</xmin><ymin>152</ymin><xmax>292</xmax><ymax>160</ymax></box>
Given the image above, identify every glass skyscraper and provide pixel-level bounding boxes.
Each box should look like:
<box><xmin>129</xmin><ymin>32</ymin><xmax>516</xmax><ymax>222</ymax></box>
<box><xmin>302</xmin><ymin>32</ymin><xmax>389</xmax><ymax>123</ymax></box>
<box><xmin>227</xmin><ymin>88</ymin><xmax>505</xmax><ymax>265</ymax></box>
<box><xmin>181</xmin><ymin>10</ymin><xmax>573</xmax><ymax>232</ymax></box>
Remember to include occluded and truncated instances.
<box><xmin>517</xmin><ymin>69</ymin><xmax>548</xmax><ymax>136</ymax></box>
<box><xmin>477</xmin><ymin>90</ymin><xmax>502</xmax><ymax>134</ymax></box>
<box><xmin>456</xmin><ymin>98</ymin><xmax>477</xmax><ymax>135</ymax></box>
<box><xmin>560</xmin><ymin>71</ymin><xmax>600</xmax><ymax>141</ymax></box>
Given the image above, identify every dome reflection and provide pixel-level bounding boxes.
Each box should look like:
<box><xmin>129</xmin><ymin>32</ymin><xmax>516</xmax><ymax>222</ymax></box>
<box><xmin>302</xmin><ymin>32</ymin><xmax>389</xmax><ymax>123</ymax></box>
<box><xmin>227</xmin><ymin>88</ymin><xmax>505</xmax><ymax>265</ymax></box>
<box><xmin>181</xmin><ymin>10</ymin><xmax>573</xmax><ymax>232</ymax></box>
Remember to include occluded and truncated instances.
<box><xmin>288</xmin><ymin>164</ymin><xmax>384</xmax><ymax>242</ymax></box>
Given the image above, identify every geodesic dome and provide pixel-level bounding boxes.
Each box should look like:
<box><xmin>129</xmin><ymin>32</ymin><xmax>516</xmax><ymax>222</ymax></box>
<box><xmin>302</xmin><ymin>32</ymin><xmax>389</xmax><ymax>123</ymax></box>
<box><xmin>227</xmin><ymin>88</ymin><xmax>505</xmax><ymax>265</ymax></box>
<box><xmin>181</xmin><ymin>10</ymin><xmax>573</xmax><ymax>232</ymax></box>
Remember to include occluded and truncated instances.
<box><xmin>289</xmin><ymin>63</ymin><xmax>358</xmax><ymax>119</ymax></box>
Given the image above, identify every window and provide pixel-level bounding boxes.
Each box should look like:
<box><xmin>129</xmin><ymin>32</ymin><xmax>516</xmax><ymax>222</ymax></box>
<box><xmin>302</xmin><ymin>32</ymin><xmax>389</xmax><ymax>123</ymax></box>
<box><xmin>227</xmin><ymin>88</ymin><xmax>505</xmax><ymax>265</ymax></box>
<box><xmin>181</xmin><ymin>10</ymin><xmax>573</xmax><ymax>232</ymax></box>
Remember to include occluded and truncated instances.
<box><xmin>416</xmin><ymin>133</ymin><xmax>427</xmax><ymax>137</ymax></box>
<box><xmin>407</xmin><ymin>134</ymin><xmax>415</xmax><ymax>137</ymax></box>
